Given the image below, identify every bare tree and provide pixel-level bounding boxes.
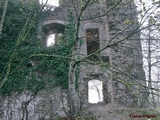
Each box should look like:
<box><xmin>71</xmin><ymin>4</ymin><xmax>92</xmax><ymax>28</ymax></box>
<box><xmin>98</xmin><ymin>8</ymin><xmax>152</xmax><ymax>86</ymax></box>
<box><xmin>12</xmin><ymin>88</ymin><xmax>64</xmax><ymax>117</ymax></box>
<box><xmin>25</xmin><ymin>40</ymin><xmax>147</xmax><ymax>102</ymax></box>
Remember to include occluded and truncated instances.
<box><xmin>1</xmin><ymin>0</ymin><xmax>160</xmax><ymax>119</ymax></box>
<box><xmin>139</xmin><ymin>0</ymin><xmax>160</xmax><ymax>108</ymax></box>
<box><xmin>88</xmin><ymin>80</ymin><xmax>103</xmax><ymax>103</ymax></box>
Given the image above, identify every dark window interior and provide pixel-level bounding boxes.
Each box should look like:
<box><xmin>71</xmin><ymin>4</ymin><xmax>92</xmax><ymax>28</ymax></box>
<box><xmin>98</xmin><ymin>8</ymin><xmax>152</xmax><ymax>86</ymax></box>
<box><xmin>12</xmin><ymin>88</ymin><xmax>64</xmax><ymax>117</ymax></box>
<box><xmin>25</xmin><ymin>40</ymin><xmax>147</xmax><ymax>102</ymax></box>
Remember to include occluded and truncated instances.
<box><xmin>86</xmin><ymin>28</ymin><xmax>100</xmax><ymax>61</ymax></box>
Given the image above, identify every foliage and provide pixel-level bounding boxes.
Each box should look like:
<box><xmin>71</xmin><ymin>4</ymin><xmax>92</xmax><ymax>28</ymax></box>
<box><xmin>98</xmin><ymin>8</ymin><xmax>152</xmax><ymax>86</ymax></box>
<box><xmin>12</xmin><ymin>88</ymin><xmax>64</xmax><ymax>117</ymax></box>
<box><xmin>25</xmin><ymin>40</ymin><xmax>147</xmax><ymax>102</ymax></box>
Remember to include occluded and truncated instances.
<box><xmin>0</xmin><ymin>0</ymin><xmax>75</xmax><ymax>96</ymax></box>
<box><xmin>0</xmin><ymin>0</ymin><xmax>43</xmax><ymax>95</ymax></box>
<box><xmin>36</xmin><ymin>11</ymin><xmax>75</xmax><ymax>89</ymax></box>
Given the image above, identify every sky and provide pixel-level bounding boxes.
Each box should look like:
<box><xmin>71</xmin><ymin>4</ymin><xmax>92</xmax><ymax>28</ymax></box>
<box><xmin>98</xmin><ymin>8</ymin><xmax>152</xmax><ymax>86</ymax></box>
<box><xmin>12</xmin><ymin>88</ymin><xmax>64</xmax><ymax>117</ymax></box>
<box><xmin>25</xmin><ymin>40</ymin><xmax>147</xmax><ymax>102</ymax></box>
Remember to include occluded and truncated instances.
<box><xmin>47</xmin><ymin>34</ymin><xmax>55</xmax><ymax>47</ymax></box>
<box><xmin>40</xmin><ymin>0</ymin><xmax>152</xmax><ymax>6</ymax></box>
<box><xmin>39</xmin><ymin>0</ymin><xmax>154</xmax><ymax>10</ymax></box>
<box><xmin>39</xmin><ymin>0</ymin><xmax>59</xmax><ymax>6</ymax></box>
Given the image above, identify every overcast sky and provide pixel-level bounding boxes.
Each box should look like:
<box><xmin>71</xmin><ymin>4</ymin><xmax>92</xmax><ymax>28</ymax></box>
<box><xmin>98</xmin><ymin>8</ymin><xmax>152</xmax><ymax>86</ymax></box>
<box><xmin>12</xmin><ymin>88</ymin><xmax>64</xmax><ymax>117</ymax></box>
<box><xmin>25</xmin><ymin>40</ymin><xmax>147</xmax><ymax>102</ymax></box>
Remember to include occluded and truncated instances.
<box><xmin>39</xmin><ymin>0</ymin><xmax>153</xmax><ymax>5</ymax></box>
<box><xmin>39</xmin><ymin>0</ymin><xmax>59</xmax><ymax>6</ymax></box>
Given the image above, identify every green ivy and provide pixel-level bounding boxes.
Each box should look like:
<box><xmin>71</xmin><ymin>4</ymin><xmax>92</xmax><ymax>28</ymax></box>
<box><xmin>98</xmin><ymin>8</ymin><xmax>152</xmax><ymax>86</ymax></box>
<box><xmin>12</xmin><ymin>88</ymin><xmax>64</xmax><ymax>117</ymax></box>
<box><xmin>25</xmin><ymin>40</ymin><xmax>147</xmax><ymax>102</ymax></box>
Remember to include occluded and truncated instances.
<box><xmin>0</xmin><ymin>0</ymin><xmax>44</xmax><ymax>96</ymax></box>
<box><xmin>36</xmin><ymin>11</ymin><xmax>75</xmax><ymax>89</ymax></box>
<box><xmin>0</xmin><ymin>0</ymin><xmax>75</xmax><ymax>96</ymax></box>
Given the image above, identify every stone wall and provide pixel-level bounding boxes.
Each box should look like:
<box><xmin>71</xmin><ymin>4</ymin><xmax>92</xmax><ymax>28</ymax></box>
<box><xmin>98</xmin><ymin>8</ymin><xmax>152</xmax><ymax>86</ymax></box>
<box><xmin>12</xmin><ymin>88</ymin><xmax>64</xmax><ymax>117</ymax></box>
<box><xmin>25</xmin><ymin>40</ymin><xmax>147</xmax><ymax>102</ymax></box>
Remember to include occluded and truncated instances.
<box><xmin>0</xmin><ymin>88</ymin><xmax>68</xmax><ymax>120</ymax></box>
<box><xmin>0</xmin><ymin>0</ymin><xmax>148</xmax><ymax>119</ymax></box>
<box><xmin>40</xmin><ymin>0</ymin><xmax>147</xmax><ymax>109</ymax></box>
<box><xmin>76</xmin><ymin>0</ymin><xmax>147</xmax><ymax>107</ymax></box>
<box><xmin>106</xmin><ymin>0</ymin><xmax>147</xmax><ymax>106</ymax></box>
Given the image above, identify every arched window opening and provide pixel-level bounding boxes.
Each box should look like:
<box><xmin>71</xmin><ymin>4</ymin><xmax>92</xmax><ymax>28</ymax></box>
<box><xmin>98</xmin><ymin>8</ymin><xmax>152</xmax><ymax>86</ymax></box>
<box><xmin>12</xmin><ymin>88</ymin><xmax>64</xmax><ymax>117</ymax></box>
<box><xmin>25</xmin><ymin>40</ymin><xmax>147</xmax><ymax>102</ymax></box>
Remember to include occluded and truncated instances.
<box><xmin>88</xmin><ymin>79</ymin><xmax>103</xmax><ymax>103</ymax></box>
<box><xmin>46</xmin><ymin>34</ymin><xmax>56</xmax><ymax>47</ymax></box>
<box><xmin>46</xmin><ymin>32</ymin><xmax>64</xmax><ymax>47</ymax></box>
<box><xmin>43</xmin><ymin>22</ymin><xmax>65</xmax><ymax>47</ymax></box>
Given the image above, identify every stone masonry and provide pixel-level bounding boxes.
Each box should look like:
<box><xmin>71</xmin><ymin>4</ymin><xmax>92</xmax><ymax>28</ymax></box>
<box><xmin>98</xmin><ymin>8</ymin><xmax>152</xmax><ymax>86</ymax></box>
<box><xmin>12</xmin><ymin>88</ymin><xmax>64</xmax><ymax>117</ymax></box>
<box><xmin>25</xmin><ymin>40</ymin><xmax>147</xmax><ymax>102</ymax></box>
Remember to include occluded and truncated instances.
<box><xmin>0</xmin><ymin>0</ymin><xmax>148</xmax><ymax>120</ymax></box>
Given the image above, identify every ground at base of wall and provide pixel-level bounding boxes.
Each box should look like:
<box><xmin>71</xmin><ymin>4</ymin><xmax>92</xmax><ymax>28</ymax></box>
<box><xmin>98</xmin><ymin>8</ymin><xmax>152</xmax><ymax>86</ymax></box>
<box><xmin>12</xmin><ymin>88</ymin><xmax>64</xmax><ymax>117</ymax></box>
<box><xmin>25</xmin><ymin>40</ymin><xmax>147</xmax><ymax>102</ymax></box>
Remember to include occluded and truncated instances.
<box><xmin>88</xmin><ymin>105</ymin><xmax>160</xmax><ymax>120</ymax></box>
<box><xmin>54</xmin><ymin>105</ymin><xmax>160</xmax><ymax>120</ymax></box>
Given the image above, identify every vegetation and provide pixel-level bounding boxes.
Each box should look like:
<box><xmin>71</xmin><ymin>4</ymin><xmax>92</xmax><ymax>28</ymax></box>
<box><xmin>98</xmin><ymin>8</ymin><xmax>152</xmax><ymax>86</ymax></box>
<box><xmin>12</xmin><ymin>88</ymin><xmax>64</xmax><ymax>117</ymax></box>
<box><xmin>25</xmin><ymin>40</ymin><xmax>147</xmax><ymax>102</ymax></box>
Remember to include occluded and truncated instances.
<box><xmin>0</xmin><ymin>0</ymin><xmax>75</xmax><ymax>96</ymax></box>
<box><xmin>0</xmin><ymin>0</ymin><xmax>43</xmax><ymax>95</ymax></box>
<box><xmin>0</xmin><ymin>0</ymin><xmax>160</xmax><ymax>119</ymax></box>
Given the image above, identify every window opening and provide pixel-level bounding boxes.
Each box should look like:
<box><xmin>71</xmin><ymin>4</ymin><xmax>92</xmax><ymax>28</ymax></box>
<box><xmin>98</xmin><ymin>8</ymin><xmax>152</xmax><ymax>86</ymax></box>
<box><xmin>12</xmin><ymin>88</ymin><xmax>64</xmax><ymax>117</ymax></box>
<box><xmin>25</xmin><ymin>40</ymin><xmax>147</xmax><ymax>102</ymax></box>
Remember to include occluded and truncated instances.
<box><xmin>86</xmin><ymin>29</ymin><xmax>100</xmax><ymax>61</ymax></box>
<box><xmin>57</xmin><ymin>33</ymin><xmax>64</xmax><ymax>44</ymax></box>
<box><xmin>46</xmin><ymin>34</ymin><xmax>56</xmax><ymax>47</ymax></box>
<box><xmin>45</xmin><ymin>29</ymin><xmax>64</xmax><ymax>47</ymax></box>
<box><xmin>88</xmin><ymin>79</ymin><xmax>103</xmax><ymax>103</ymax></box>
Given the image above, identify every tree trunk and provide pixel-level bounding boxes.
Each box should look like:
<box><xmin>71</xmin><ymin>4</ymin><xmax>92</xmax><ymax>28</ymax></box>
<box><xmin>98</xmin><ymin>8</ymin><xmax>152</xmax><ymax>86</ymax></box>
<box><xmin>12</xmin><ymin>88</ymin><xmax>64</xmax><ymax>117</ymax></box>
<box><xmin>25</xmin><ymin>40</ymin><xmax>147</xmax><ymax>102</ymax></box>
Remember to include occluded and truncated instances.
<box><xmin>68</xmin><ymin>0</ymin><xmax>92</xmax><ymax>118</ymax></box>
<box><xmin>68</xmin><ymin>62</ymin><xmax>81</xmax><ymax>118</ymax></box>
<box><xmin>0</xmin><ymin>0</ymin><xmax>8</xmax><ymax>38</ymax></box>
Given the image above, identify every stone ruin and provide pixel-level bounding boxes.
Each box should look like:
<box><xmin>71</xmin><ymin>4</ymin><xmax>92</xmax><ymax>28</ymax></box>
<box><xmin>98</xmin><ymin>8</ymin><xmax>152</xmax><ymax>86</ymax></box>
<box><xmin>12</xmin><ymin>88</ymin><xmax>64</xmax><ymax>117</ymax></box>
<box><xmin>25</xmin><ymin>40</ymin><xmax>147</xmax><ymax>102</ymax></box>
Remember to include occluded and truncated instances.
<box><xmin>0</xmin><ymin>0</ymin><xmax>148</xmax><ymax>119</ymax></box>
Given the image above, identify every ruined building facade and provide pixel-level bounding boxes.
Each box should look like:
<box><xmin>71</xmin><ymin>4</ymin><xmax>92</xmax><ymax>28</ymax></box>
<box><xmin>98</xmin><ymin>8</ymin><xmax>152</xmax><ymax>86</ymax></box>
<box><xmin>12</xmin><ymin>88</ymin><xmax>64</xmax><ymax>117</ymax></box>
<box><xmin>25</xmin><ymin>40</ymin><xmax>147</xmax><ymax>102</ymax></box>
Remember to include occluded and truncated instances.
<box><xmin>0</xmin><ymin>0</ymin><xmax>148</xmax><ymax>119</ymax></box>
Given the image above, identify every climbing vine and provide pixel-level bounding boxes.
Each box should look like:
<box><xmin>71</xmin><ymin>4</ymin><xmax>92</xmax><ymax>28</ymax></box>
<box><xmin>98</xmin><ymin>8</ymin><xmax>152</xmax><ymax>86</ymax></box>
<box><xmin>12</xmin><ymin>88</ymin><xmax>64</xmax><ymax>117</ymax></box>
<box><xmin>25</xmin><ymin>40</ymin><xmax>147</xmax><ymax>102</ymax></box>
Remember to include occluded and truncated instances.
<box><xmin>0</xmin><ymin>0</ymin><xmax>75</xmax><ymax>96</ymax></box>
<box><xmin>0</xmin><ymin>0</ymin><xmax>44</xmax><ymax>95</ymax></box>
<box><xmin>36</xmin><ymin>12</ymin><xmax>75</xmax><ymax>89</ymax></box>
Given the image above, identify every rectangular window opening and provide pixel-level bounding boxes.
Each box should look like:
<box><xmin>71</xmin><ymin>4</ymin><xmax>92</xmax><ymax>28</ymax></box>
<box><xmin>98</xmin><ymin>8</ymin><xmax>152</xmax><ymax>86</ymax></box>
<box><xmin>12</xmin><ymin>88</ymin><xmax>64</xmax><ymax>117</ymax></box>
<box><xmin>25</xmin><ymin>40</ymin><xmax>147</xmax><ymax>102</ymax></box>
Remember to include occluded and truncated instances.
<box><xmin>88</xmin><ymin>79</ymin><xmax>103</xmax><ymax>103</ymax></box>
<box><xmin>86</xmin><ymin>28</ymin><xmax>100</xmax><ymax>61</ymax></box>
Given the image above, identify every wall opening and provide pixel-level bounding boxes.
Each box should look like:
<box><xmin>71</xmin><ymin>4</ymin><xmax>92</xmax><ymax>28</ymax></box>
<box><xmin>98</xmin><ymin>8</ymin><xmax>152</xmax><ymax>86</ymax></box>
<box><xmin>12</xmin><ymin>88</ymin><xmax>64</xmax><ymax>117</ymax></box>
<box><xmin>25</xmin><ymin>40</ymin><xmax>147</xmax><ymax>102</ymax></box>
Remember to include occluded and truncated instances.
<box><xmin>88</xmin><ymin>79</ymin><xmax>103</xmax><ymax>103</ymax></box>
<box><xmin>45</xmin><ymin>29</ymin><xmax>64</xmax><ymax>47</ymax></box>
<box><xmin>57</xmin><ymin>33</ymin><xmax>64</xmax><ymax>45</ymax></box>
<box><xmin>46</xmin><ymin>34</ymin><xmax>56</xmax><ymax>47</ymax></box>
<box><xmin>86</xmin><ymin>28</ymin><xmax>100</xmax><ymax>61</ymax></box>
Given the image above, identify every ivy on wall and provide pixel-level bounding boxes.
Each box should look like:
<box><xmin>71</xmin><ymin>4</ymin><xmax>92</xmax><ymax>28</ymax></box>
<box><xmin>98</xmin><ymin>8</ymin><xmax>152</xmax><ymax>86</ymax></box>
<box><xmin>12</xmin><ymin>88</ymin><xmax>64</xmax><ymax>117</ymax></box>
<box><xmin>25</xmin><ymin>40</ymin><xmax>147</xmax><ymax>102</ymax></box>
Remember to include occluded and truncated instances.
<box><xmin>35</xmin><ymin>11</ymin><xmax>75</xmax><ymax>89</ymax></box>
<box><xmin>0</xmin><ymin>0</ymin><xmax>75</xmax><ymax>96</ymax></box>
